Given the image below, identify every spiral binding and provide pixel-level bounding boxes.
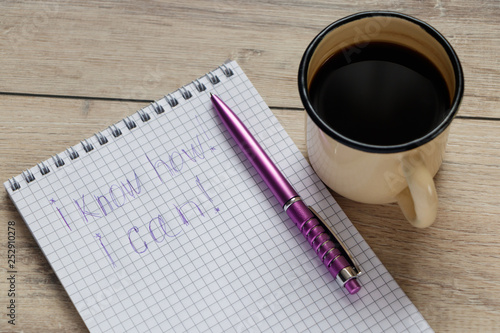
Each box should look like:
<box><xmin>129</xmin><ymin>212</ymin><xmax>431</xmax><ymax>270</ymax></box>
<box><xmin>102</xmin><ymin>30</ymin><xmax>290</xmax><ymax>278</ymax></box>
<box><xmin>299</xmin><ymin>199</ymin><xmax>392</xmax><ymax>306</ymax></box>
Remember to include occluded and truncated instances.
<box><xmin>123</xmin><ymin>117</ymin><xmax>137</xmax><ymax>130</ymax></box>
<box><xmin>95</xmin><ymin>132</ymin><xmax>108</xmax><ymax>145</ymax></box>
<box><xmin>52</xmin><ymin>155</ymin><xmax>65</xmax><ymax>167</ymax></box>
<box><xmin>179</xmin><ymin>87</ymin><xmax>192</xmax><ymax>100</ymax></box>
<box><xmin>192</xmin><ymin>79</ymin><xmax>206</xmax><ymax>92</ymax></box>
<box><xmin>67</xmin><ymin>147</ymin><xmax>80</xmax><ymax>160</ymax></box>
<box><xmin>38</xmin><ymin>162</ymin><xmax>50</xmax><ymax>175</ymax></box>
<box><xmin>165</xmin><ymin>94</ymin><xmax>178</xmax><ymax>107</ymax></box>
<box><xmin>7</xmin><ymin>63</ymin><xmax>235</xmax><ymax>192</ymax></box>
<box><xmin>206</xmin><ymin>72</ymin><xmax>220</xmax><ymax>85</ymax></box>
<box><xmin>8</xmin><ymin>178</ymin><xmax>20</xmax><ymax>191</ymax></box>
<box><xmin>22</xmin><ymin>170</ymin><xmax>35</xmax><ymax>183</ymax></box>
<box><xmin>137</xmin><ymin>109</ymin><xmax>151</xmax><ymax>122</ymax></box>
<box><xmin>152</xmin><ymin>101</ymin><xmax>165</xmax><ymax>115</ymax></box>
<box><xmin>109</xmin><ymin>125</ymin><xmax>122</xmax><ymax>138</ymax></box>
<box><xmin>81</xmin><ymin>140</ymin><xmax>94</xmax><ymax>153</ymax></box>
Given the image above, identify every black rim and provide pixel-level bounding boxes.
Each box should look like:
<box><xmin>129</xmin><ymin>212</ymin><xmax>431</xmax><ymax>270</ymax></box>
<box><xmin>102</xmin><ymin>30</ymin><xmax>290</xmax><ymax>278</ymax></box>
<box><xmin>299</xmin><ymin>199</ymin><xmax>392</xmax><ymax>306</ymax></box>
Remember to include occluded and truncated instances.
<box><xmin>298</xmin><ymin>11</ymin><xmax>464</xmax><ymax>154</ymax></box>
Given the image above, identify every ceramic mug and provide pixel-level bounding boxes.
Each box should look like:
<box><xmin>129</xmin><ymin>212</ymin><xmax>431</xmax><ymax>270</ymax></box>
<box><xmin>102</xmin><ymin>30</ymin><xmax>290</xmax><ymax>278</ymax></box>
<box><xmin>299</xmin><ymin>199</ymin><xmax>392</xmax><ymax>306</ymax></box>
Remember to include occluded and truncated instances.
<box><xmin>298</xmin><ymin>11</ymin><xmax>464</xmax><ymax>228</ymax></box>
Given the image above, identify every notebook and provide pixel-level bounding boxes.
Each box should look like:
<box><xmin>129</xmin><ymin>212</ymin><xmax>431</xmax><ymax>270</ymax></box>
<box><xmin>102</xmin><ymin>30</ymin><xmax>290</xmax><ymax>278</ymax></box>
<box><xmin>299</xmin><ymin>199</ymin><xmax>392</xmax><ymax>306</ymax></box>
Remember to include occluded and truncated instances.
<box><xmin>5</xmin><ymin>61</ymin><xmax>433</xmax><ymax>333</ymax></box>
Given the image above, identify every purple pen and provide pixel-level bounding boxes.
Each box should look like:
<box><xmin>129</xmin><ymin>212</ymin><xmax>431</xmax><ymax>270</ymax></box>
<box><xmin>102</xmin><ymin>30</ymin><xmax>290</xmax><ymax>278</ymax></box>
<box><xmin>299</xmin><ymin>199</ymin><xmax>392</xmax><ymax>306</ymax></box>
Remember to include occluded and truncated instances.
<box><xmin>210</xmin><ymin>93</ymin><xmax>361</xmax><ymax>294</ymax></box>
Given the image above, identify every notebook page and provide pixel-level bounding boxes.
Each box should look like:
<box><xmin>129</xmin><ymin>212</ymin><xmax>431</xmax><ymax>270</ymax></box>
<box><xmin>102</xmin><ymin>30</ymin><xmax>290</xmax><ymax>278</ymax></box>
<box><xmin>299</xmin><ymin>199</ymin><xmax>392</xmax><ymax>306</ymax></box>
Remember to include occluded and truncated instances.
<box><xmin>5</xmin><ymin>61</ymin><xmax>433</xmax><ymax>332</ymax></box>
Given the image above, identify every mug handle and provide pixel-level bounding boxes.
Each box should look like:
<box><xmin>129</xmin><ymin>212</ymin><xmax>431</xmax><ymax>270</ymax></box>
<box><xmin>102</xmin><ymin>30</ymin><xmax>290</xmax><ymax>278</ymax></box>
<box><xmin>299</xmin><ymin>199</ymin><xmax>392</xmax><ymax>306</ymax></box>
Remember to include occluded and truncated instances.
<box><xmin>396</xmin><ymin>157</ymin><xmax>438</xmax><ymax>228</ymax></box>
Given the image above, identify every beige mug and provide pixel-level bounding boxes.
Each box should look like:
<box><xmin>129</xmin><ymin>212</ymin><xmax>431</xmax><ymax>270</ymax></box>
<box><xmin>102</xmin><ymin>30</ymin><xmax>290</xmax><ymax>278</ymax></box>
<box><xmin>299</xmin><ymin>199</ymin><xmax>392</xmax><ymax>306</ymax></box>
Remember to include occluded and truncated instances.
<box><xmin>298</xmin><ymin>11</ymin><xmax>464</xmax><ymax>228</ymax></box>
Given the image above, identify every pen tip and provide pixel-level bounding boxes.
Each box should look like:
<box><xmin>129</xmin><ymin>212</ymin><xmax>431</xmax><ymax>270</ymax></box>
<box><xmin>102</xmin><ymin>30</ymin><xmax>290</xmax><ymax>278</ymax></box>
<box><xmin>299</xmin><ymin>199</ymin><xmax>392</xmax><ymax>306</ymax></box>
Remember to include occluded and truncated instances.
<box><xmin>209</xmin><ymin>92</ymin><xmax>213</xmax><ymax>97</ymax></box>
<box><xmin>345</xmin><ymin>279</ymin><xmax>361</xmax><ymax>294</ymax></box>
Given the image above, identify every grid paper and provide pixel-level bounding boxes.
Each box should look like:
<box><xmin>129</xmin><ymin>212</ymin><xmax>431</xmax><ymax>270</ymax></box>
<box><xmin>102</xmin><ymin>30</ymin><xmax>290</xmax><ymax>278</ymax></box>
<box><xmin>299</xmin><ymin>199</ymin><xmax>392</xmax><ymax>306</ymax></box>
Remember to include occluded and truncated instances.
<box><xmin>4</xmin><ymin>61</ymin><xmax>433</xmax><ymax>333</ymax></box>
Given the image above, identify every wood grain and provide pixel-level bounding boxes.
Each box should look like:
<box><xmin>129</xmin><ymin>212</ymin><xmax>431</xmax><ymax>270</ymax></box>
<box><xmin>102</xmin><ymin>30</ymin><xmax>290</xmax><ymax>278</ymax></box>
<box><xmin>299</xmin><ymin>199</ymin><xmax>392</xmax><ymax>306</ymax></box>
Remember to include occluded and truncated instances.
<box><xmin>1</xmin><ymin>95</ymin><xmax>499</xmax><ymax>332</ymax></box>
<box><xmin>0</xmin><ymin>1</ymin><xmax>499</xmax><ymax>332</ymax></box>
<box><xmin>0</xmin><ymin>0</ymin><xmax>499</xmax><ymax>117</ymax></box>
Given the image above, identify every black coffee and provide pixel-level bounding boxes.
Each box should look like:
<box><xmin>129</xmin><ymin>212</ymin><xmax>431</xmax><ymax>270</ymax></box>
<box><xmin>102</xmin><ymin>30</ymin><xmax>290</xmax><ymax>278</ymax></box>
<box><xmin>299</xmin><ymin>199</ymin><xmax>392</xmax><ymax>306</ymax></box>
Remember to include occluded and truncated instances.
<box><xmin>309</xmin><ymin>42</ymin><xmax>450</xmax><ymax>146</ymax></box>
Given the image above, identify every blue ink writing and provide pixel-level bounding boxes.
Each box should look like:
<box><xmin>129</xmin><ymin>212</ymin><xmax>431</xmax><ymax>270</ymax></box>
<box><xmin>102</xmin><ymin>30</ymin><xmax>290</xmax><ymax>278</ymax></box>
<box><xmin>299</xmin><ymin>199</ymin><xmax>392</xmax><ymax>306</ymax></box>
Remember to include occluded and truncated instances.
<box><xmin>181</xmin><ymin>134</ymin><xmax>206</xmax><ymax>162</ymax></box>
<box><xmin>74</xmin><ymin>170</ymin><xmax>142</xmax><ymax>223</ymax></box>
<box><xmin>49</xmin><ymin>198</ymin><xmax>72</xmax><ymax>231</ymax></box>
<box><xmin>145</xmin><ymin>115</ymin><xmax>217</xmax><ymax>184</ymax></box>
<box><xmin>149</xmin><ymin>214</ymin><xmax>182</xmax><ymax>243</ymax></box>
<box><xmin>146</xmin><ymin>153</ymin><xmax>174</xmax><ymax>182</ymax></box>
<box><xmin>74</xmin><ymin>194</ymin><xmax>102</xmax><ymax>223</ymax></box>
<box><xmin>121</xmin><ymin>171</ymin><xmax>142</xmax><ymax>198</ymax></box>
<box><xmin>109</xmin><ymin>184</ymin><xmax>126</xmax><ymax>208</ymax></box>
<box><xmin>127</xmin><ymin>175</ymin><xmax>216</xmax><ymax>255</ymax></box>
<box><xmin>94</xmin><ymin>193</ymin><xmax>114</xmax><ymax>216</ymax></box>
<box><xmin>95</xmin><ymin>233</ymin><xmax>116</xmax><ymax>267</ymax></box>
<box><xmin>196</xmin><ymin>175</ymin><xmax>219</xmax><ymax>213</ymax></box>
<box><xmin>129</xmin><ymin>214</ymin><xmax>183</xmax><ymax>254</ymax></box>
<box><xmin>174</xmin><ymin>201</ymin><xmax>205</xmax><ymax>226</ymax></box>
<box><xmin>128</xmin><ymin>226</ymin><xmax>148</xmax><ymax>254</ymax></box>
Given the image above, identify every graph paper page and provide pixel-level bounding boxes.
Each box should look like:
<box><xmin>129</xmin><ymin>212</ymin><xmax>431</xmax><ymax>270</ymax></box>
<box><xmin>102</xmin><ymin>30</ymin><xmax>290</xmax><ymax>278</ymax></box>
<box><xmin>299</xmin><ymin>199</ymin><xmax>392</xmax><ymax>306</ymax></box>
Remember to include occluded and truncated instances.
<box><xmin>5</xmin><ymin>61</ymin><xmax>433</xmax><ymax>332</ymax></box>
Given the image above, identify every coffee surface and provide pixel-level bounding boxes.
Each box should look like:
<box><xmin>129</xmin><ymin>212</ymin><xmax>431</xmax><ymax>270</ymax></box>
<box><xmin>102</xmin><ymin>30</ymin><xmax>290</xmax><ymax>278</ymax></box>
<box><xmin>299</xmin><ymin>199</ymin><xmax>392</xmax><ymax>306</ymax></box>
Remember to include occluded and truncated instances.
<box><xmin>309</xmin><ymin>42</ymin><xmax>450</xmax><ymax>146</ymax></box>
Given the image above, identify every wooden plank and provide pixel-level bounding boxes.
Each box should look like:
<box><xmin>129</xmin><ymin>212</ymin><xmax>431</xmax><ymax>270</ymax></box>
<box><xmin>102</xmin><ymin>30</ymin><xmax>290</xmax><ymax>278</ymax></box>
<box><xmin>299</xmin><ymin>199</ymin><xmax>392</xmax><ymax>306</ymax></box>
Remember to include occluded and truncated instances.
<box><xmin>284</xmin><ymin>114</ymin><xmax>500</xmax><ymax>332</ymax></box>
<box><xmin>0</xmin><ymin>94</ymin><xmax>499</xmax><ymax>331</ymax></box>
<box><xmin>0</xmin><ymin>0</ymin><xmax>499</xmax><ymax>118</ymax></box>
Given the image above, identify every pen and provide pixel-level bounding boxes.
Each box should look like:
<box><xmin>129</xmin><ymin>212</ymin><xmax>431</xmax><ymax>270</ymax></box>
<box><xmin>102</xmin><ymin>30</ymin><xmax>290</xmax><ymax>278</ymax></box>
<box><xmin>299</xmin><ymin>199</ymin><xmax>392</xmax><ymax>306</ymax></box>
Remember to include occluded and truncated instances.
<box><xmin>210</xmin><ymin>93</ymin><xmax>361</xmax><ymax>294</ymax></box>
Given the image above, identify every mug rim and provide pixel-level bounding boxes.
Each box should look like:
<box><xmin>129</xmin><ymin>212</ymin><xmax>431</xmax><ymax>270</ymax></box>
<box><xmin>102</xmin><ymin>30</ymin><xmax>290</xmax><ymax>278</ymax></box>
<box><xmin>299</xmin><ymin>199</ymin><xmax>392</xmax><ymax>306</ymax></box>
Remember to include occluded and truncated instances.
<box><xmin>298</xmin><ymin>11</ymin><xmax>464</xmax><ymax>154</ymax></box>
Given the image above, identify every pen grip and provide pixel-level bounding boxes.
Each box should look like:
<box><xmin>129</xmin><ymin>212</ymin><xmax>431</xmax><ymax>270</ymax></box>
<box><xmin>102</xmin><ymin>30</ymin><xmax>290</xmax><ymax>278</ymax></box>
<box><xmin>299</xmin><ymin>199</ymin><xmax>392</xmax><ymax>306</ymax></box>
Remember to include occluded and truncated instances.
<box><xmin>286</xmin><ymin>200</ymin><xmax>351</xmax><ymax>281</ymax></box>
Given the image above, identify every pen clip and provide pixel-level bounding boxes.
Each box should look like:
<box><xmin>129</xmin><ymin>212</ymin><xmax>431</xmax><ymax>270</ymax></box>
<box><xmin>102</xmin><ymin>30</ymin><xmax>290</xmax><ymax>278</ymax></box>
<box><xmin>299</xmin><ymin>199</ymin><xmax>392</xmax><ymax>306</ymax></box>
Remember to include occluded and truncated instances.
<box><xmin>308</xmin><ymin>206</ymin><xmax>362</xmax><ymax>277</ymax></box>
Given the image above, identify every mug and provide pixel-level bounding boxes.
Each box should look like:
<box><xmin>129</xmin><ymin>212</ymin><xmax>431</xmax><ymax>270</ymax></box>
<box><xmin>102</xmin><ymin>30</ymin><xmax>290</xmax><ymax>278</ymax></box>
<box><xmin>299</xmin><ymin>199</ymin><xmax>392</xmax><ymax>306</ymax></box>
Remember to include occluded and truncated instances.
<box><xmin>298</xmin><ymin>11</ymin><xmax>464</xmax><ymax>228</ymax></box>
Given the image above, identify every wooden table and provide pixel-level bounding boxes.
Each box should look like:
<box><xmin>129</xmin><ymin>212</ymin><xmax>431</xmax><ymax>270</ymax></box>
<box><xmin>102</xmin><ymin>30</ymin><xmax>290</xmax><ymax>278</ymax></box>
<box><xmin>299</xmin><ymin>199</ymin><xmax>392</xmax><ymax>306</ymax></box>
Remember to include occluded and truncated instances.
<box><xmin>1</xmin><ymin>1</ymin><xmax>499</xmax><ymax>332</ymax></box>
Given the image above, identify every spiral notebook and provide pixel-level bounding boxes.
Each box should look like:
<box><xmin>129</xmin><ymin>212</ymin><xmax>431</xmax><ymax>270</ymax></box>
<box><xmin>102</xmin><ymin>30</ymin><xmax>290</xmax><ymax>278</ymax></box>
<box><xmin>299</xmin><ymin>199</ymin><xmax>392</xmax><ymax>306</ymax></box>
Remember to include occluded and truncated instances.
<box><xmin>5</xmin><ymin>61</ymin><xmax>432</xmax><ymax>332</ymax></box>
